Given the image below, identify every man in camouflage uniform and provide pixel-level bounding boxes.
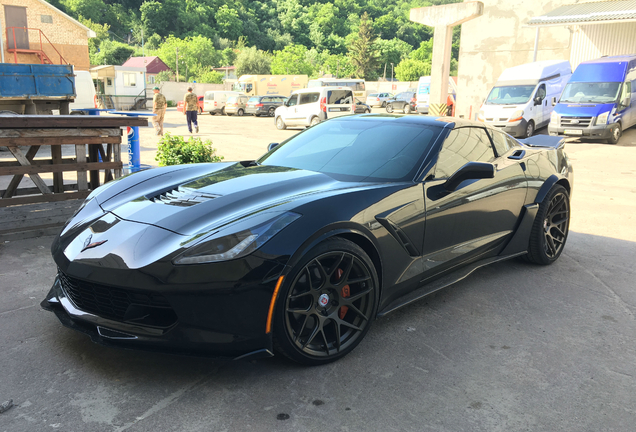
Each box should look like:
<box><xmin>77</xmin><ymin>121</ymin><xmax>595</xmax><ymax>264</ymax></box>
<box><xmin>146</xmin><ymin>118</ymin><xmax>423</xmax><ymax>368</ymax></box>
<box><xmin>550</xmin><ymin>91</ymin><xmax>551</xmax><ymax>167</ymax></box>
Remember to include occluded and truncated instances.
<box><xmin>184</xmin><ymin>87</ymin><xmax>199</xmax><ymax>133</ymax></box>
<box><xmin>152</xmin><ymin>86</ymin><xmax>167</xmax><ymax>136</ymax></box>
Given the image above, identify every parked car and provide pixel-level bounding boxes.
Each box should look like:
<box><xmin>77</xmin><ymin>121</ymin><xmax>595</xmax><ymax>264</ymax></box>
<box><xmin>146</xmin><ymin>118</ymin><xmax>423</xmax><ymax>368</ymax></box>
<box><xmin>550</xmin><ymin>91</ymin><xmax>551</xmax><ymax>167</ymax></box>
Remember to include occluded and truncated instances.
<box><xmin>274</xmin><ymin>86</ymin><xmax>354</xmax><ymax>129</ymax></box>
<box><xmin>479</xmin><ymin>60</ymin><xmax>572</xmax><ymax>138</ymax></box>
<box><xmin>386</xmin><ymin>91</ymin><xmax>417</xmax><ymax>114</ymax></box>
<box><xmin>225</xmin><ymin>95</ymin><xmax>249</xmax><ymax>116</ymax></box>
<box><xmin>366</xmin><ymin>92</ymin><xmax>394</xmax><ymax>107</ymax></box>
<box><xmin>354</xmin><ymin>99</ymin><xmax>371</xmax><ymax>114</ymax></box>
<box><xmin>177</xmin><ymin>95</ymin><xmax>204</xmax><ymax>114</ymax></box>
<box><xmin>203</xmin><ymin>91</ymin><xmax>242</xmax><ymax>115</ymax></box>
<box><xmin>44</xmin><ymin>115</ymin><xmax>573</xmax><ymax>365</ymax></box>
<box><xmin>549</xmin><ymin>55</ymin><xmax>636</xmax><ymax>144</ymax></box>
<box><xmin>245</xmin><ymin>95</ymin><xmax>288</xmax><ymax>117</ymax></box>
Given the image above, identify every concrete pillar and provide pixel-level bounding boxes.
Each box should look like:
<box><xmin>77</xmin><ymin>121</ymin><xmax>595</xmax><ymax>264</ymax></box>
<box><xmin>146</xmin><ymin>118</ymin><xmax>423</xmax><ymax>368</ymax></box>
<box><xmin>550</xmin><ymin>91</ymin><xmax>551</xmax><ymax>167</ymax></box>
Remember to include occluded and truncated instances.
<box><xmin>410</xmin><ymin>2</ymin><xmax>484</xmax><ymax>116</ymax></box>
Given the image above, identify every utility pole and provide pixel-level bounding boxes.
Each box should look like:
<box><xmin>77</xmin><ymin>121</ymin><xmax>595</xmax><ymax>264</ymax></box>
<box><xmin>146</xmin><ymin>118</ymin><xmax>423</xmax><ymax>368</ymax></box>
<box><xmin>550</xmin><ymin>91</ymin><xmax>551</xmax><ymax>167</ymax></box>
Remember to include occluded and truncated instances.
<box><xmin>383</xmin><ymin>63</ymin><xmax>387</xmax><ymax>80</ymax></box>
<box><xmin>391</xmin><ymin>63</ymin><xmax>394</xmax><ymax>81</ymax></box>
<box><xmin>176</xmin><ymin>47</ymin><xmax>179</xmax><ymax>82</ymax></box>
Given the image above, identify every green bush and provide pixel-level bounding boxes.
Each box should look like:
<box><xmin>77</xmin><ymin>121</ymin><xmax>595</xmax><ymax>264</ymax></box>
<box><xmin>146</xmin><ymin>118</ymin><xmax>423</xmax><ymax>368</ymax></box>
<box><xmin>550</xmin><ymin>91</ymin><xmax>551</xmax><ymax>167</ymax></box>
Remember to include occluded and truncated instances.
<box><xmin>166</xmin><ymin>100</ymin><xmax>176</xmax><ymax>107</ymax></box>
<box><xmin>155</xmin><ymin>133</ymin><xmax>224</xmax><ymax>166</ymax></box>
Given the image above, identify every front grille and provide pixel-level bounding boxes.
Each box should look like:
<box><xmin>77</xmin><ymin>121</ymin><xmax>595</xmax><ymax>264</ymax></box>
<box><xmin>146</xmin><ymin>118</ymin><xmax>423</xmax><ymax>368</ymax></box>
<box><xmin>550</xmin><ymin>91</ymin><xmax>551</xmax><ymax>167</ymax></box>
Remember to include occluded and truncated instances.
<box><xmin>58</xmin><ymin>270</ymin><xmax>177</xmax><ymax>328</ymax></box>
<box><xmin>560</xmin><ymin>116</ymin><xmax>593</xmax><ymax>127</ymax></box>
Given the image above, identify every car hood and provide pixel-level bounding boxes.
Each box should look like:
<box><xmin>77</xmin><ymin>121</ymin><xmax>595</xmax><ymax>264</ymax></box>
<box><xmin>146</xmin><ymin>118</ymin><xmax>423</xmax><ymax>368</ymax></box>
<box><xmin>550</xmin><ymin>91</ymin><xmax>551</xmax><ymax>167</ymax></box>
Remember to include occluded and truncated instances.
<box><xmin>553</xmin><ymin>102</ymin><xmax>615</xmax><ymax>117</ymax></box>
<box><xmin>481</xmin><ymin>103</ymin><xmax>523</xmax><ymax>119</ymax></box>
<box><xmin>101</xmin><ymin>163</ymin><xmax>375</xmax><ymax>236</ymax></box>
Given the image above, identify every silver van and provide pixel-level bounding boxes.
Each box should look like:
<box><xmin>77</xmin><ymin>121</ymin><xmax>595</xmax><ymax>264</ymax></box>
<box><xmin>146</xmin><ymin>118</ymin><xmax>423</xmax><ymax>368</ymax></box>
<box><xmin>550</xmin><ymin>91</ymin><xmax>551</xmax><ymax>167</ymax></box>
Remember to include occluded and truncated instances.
<box><xmin>274</xmin><ymin>87</ymin><xmax>354</xmax><ymax>129</ymax></box>
<box><xmin>203</xmin><ymin>91</ymin><xmax>242</xmax><ymax>115</ymax></box>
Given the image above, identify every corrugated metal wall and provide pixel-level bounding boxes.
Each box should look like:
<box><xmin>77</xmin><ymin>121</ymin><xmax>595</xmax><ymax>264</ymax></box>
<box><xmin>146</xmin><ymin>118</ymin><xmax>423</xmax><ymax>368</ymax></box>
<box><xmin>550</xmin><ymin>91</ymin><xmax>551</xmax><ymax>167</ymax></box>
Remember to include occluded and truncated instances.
<box><xmin>571</xmin><ymin>22</ymin><xmax>636</xmax><ymax>68</ymax></box>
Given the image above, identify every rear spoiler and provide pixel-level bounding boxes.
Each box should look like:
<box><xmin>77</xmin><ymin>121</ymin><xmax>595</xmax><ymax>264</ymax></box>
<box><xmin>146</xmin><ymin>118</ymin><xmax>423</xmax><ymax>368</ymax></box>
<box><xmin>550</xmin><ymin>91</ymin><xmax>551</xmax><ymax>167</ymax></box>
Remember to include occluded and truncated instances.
<box><xmin>518</xmin><ymin>135</ymin><xmax>565</xmax><ymax>149</ymax></box>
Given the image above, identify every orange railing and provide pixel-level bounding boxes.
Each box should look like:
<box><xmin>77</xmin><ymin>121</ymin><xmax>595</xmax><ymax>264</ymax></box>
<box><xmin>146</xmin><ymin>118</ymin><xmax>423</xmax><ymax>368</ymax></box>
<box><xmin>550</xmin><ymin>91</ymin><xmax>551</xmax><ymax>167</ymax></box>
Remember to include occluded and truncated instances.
<box><xmin>6</xmin><ymin>27</ymin><xmax>68</xmax><ymax>65</ymax></box>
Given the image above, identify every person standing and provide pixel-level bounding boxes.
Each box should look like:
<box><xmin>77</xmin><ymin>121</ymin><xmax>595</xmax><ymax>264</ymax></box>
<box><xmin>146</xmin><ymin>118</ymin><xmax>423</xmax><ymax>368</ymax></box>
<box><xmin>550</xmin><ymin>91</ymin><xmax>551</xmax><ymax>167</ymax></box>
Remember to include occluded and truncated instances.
<box><xmin>184</xmin><ymin>87</ymin><xmax>199</xmax><ymax>133</ymax></box>
<box><xmin>152</xmin><ymin>86</ymin><xmax>167</xmax><ymax>136</ymax></box>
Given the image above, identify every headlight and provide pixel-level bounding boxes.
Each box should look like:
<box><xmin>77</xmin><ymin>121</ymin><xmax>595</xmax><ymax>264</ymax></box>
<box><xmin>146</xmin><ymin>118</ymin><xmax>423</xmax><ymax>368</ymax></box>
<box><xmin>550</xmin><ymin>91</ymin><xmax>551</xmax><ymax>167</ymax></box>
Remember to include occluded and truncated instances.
<box><xmin>596</xmin><ymin>111</ymin><xmax>610</xmax><ymax>125</ymax></box>
<box><xmin>508</xmin><ymin>110</ymin><xmax>524</xmax><ymax>122</ymax></box>
<box><xmin>477</xmin><ymin>110</ymin><xmax>485</xmax><ymax>121</ymax></box>
<box><xmin>550</xmin><ymin>111</ymin><xmax>559</xmax><ymax>124</ymax></box>
<box><xmin>174</xmin><ymin>211</ymin><xmax>301</xmax><ymax>264</ymax></box>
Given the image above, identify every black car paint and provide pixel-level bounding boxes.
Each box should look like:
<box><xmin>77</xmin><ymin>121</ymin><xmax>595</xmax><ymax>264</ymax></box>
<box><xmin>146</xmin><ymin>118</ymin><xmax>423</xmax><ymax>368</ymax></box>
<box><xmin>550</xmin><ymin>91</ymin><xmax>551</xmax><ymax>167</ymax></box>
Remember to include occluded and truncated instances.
<box><xmin>43</xmin><ymin>115</ymin><xmax>572</xmax><ymax>360</ymax></box>
<box><xmin>387</xmin><ymin>92</ymin><xmax>417</xmax><ymax>113</ymax></box>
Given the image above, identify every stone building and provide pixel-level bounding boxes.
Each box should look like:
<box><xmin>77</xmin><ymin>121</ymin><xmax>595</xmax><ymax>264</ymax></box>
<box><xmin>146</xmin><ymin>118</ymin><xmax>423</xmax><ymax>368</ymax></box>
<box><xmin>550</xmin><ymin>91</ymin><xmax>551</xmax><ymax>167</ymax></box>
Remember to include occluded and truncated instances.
<box><xmin>1</xmin><ymin>0</ymin><xmax>95</xmax><ymax>70</ymax></box>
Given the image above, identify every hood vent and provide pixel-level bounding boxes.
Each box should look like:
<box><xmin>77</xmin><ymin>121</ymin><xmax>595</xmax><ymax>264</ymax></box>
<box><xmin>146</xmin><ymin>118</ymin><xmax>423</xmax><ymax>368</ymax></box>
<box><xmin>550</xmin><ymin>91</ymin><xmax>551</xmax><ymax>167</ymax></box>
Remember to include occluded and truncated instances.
<box><xmin>149</xmin><ymin>186</ymin><xmax>220</xmax><ymax>207</ymax></box>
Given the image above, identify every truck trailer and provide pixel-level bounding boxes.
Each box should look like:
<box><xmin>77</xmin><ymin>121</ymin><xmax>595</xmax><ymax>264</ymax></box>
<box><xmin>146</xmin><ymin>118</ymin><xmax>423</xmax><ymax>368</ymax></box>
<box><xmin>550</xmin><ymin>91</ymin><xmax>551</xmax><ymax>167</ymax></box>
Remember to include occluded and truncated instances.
<box><xmin>235</xmin><ymin>75</ymin><xmax>308</xmax><ymax>97</ymax></box>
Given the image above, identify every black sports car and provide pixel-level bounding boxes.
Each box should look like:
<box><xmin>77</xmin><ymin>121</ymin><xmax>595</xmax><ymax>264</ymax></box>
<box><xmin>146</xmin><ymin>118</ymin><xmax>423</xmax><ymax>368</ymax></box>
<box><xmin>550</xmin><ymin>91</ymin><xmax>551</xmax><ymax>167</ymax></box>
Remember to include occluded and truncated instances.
<box><xmin>43</xmin><ymin>115</ymin><xmax>573</xmax><ymax>365</ymax></box>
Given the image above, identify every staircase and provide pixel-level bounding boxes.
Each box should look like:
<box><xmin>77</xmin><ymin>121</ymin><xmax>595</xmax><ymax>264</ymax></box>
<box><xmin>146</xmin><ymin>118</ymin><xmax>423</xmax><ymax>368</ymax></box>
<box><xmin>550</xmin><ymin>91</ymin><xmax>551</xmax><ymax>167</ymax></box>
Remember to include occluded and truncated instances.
<box><xmin>6</xmin><ymin>27</ymin><xmax>68</xmax><ymax>65</ymax></box>
<box><xmin>131</xmin><ymin>88</ymin><xmax>151</xmax><ymax>111</ymax></box>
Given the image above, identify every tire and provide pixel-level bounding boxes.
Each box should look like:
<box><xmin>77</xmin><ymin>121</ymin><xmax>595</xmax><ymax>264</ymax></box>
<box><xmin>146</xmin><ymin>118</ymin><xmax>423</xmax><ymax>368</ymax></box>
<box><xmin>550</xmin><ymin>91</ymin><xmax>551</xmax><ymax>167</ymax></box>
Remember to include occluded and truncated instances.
<box><xmin>365</xmin><ymin>109</ymin><xmax>370</xmax><ymax>114</ymax></box>
<box><xmin>209</xmin><ymin>112</ymin><xmax>214</xmax><ymax>116</ymax></box>
<box><xmin>404</xmin><ymin>104</ymin><xmax>411</xmax><ymax>114</ymax></box>
<box><xmin>221</xmin><ymin>107</ymin><xmax>226</xmax><ymax>116</ymax></box>
<box><xmin>381</xmin><ymin>101</ymin><xmax>386</xmax><ymax>108</ymax></box>
<box><xmin>386</xmin><ymin>104</ymin><xmax>393</xmax><ymax>113</ymax></box>
<box><xmin>237</xmin><ymin>108</ymin><xmax>244</xmax><ymax>116</ymax></box>
<box><xmin>276</xmin><ymin>116</ymin><xmax>287</xmax><ymax>130</ymax></box>
<box><xmin>268</xmin><ymin>107</ymin><xmax>276</xmax><ymax>117</ymax></box>
<box><xmin>607</xmin><ymin>122</ymin><xmax>621</xmax><ymax>144</ymax></box>
<box><xmin>310</xmin><ymin>116</ymin><xmax>320</xmax><ymax>127</ymax></box>
<box><xmin>198</xmin><ymin>107</ymin><xmax>202</xmax><ymax>114</ymax></box>
<box><xmin>273</xmin><ymin>238</ymin><xmax>379</xmax><ymax>365</ymax></box>
<box><xmin>524</xmin><ymin>120</ymin><xmax>535</xmax><ymax>138</ymax></box>
<box><xmin>525</xmin><ymin>185</ymin><xmax>570</xmax><ymax>265</ymax></box>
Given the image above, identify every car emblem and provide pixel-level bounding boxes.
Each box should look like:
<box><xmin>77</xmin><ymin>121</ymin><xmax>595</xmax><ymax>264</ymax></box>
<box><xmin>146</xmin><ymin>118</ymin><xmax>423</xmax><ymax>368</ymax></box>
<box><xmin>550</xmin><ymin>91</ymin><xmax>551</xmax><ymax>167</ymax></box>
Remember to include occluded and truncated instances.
<box><xmin>570</xmin><ymin>119</ymin><xmax>579</xmax><ymax>124</ymax></box>
<box><xmin>318</xmin><ymin>294</ymin><xmax>330</xmax><ymax>307</ymax></box>
<box><xmin>81</xmin><ymin>234</ymin><xmax>108</xmax><ymax>252</ymax></box>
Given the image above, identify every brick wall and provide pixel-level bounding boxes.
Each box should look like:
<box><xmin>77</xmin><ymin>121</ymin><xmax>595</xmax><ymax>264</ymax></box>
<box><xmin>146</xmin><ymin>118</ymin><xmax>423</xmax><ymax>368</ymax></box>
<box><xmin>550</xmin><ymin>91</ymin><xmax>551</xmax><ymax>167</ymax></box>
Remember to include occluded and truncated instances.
<box><xmin>1</xmin><ymin>0</ymin><xmax>90</xmax><ymax>70</ymax></box>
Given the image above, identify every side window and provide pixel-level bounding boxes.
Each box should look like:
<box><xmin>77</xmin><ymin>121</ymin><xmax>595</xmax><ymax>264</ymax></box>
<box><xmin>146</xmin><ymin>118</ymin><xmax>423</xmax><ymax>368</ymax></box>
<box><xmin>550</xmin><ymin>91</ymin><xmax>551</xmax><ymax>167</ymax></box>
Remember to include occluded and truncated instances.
<box><xmin>300</xmin><ymin>93</ymin><xmax>320</xmax><ymax>104</ymax></box>
<box><xmin>287</xmin><ymin>94</ymin><xmax>298</xmax><ymax>106</ymax></box>
<box><xmin>262</xmin><ymin>97</ymin><xmax>271</xmax><ymax>103</ymax></box>
<box><xmin>245</xmin><ymin>84</ymin><xmax>253</xmax><ymax>93</ymax></box>
<box><xmin>620</xmin><ymin>82</ymin><xmax>631</xmax><ymax>105</ymax></box>
<box><xmin>488</xmin><ymin>129</ymin><xmax>512</xmax><ymax>157</ymax></box>
<box><xmin>327</xmin><ymin>90</ymin><xmax>352</xmax><ymax>104</ymax></box>
<box><xmin>435</xmin><ymin>127</ymin><xmax>496</xmax><ymax>178</ymax></box>
<box><xmin>536</xmin><ymin>84</ymin><xmax>546</xmax><ymax>101</ymax></box>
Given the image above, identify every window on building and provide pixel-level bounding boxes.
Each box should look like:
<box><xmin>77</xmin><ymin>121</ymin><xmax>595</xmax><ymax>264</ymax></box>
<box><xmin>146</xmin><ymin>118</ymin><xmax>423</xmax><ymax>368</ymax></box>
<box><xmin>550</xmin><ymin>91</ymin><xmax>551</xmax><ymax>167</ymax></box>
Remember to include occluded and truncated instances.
<box><xmin>148</xmin><ymin>76</ymin><xmax>155</xmax><ymax>84</ymax></box>
<box><xmin>106</xmin><ymin>78</ymin><xmax>113</xmax><ymax>87</ymax></box>
<box><xmin>123</xmin><ymin>73</ymin><xmax>137</xmax><ymax>87</ymax></box>
<box><xmin>41</xmin><ymin>15</ymin><xmax>53</xmax><ymax>24</ymax></box>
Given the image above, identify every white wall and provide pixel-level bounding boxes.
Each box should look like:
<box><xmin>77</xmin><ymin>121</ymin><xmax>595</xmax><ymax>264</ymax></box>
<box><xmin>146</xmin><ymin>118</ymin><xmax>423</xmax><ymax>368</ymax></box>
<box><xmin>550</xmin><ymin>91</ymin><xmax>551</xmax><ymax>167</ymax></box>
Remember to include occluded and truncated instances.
<box><xmin>570</xmin><ymin>22</ymin><xmax>636</xmax><ymax>69</ymax></box>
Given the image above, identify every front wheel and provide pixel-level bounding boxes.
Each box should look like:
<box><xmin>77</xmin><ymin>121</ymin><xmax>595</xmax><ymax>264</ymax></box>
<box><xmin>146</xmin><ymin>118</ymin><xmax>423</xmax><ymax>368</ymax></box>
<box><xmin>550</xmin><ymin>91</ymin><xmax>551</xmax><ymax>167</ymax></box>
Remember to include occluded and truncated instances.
<box><xmin>386</xmin><ymin>104</ymin><xmax>393</xmax><ymax>113</ymax></box>
<box><xmin>525</xmin><ymin>185</ymin><xmax>570</xmax><ymax>265</ymax></box>
<box><xmin>273</xmin><ymin>238</ymin><xmax>379</xmax><ymax>365</ymax></box>
<box><xmin>607</xmin><ymin>123</ymin><xmax>621</xmax><ymax>144</ymax></box>
<box><xmin>268</xmin><ymin>107</ymin><xmax>276</xmax><ymax>117</ymax></box>
<box><xmin>404</xmin><ymin>104</ymin><xmax>411</xmax><ymax>114</ymax></box>
<box><xmin>524</xmin><ymin>120</ymin><xmax>535</xmax><ymax>138</ymax></box>
<box><xmin>276</xmin><ymin>116</ymin><xmax>287</xmax><ymax>130</ymax></box>
<box><xmin>365</xmin><ymin>109</ymin><xmax>370</xmax><ymax>114</ymax></box>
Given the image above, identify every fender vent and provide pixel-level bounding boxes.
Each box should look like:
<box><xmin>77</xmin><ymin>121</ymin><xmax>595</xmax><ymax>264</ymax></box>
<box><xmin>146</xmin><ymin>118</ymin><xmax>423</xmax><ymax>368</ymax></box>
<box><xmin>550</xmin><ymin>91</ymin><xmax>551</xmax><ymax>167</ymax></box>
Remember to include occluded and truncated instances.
<box><xmin>149</xmin><ymin>186</ymin><xmax>219</xmax><ymax>207</ymax></box>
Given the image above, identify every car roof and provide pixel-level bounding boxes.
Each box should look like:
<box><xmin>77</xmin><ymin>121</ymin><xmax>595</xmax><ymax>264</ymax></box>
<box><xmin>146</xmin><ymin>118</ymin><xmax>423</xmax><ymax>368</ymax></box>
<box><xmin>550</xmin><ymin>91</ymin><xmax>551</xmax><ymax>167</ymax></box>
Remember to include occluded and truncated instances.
<box><xmin>292</xmin><ymin>86</ymin><xmax>351</xmax><ymax>94</ymax></box>
<box><xmin>330</xmin><ymin>113</ymin><xmax>486</xmax><ymax>130</ymax></box>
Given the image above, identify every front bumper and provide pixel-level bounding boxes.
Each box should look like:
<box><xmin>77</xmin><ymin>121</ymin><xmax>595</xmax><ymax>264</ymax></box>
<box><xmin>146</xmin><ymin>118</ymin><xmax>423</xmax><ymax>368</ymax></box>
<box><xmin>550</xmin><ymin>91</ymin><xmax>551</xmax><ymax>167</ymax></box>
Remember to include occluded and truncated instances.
<box><xmin>42</xmin><ymin>255</ymin><xmax>285</xmax><ymax>360</ymax></box>
<box><xmin>417</xmin><ymin>104</ymin><xmax>429</xmax><ymax>114</ymax></box>
<box><xmin>486</xmin><ymin>119</ymin><xmax>528</xmax><ymax>137</ymax></box>
<box><xmin>548</xmin><ymin>123</ymin><xmax>613</xmax><ymax>139</ymax></box>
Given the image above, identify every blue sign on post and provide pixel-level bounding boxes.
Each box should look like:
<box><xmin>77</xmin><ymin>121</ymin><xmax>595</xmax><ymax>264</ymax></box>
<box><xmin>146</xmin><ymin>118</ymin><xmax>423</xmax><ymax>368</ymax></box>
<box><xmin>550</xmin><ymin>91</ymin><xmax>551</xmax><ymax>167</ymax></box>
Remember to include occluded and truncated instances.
<box><xmin>110</xmin><ymin>111</ymin><xmax>156</xmax><ymax>173</ymax></box>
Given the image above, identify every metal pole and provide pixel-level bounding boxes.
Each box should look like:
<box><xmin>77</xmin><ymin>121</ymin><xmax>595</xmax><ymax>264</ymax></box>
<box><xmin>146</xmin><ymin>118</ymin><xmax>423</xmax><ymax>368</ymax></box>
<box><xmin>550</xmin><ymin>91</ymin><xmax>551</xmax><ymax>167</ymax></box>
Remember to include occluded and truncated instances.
<box><xmin>383</xmin><ymin>63</ymin><xmax>387</xmax><ymax>80</ymax></box>
<box><xmin>176</xmin><ymin>47</ymin><xmax>179</xmax><ymax>82</ymax></box>
<box><xmin>533</xmin><ymin>27</ymin><xmax>540</xmax><ymax>62</ymax></box>
<box><xmin>0</xmin><ymin>23</ymin><xmax>4</xmax><ymax>63</ymax></box>
<box><xmin>141</xmin><ymin>28</ymin><xmax>144</xmax><ymax>58</ymax></box>
<box><xmin>391</xmin><ymin>63</ymin><xmax>394</xmax><ymax>81</ymax></box>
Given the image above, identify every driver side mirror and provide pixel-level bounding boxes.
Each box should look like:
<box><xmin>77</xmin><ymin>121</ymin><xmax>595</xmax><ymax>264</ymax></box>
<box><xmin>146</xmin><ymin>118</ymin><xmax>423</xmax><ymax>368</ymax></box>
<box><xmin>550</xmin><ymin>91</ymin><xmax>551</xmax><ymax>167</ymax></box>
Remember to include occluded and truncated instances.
<box><xmin>268</xmin><ymin>142</ymin><xmax>279</xmax><ymax>152</ymax></box>
<box><xmin>552</xmin><ymin>97</ymin><xmax>557</xmax><ymax>106</ymax></box>
<box><xmin>534</xmin><ymin>96</ymin><xmax>542</xmax><ymax>106</ymax></box>
<box><xmin>620</xmin><ymin>97</ymin><xmax>631</xmax><ymax>107</ymax></box>
<box><xmin>444</xmin><ymin>162</ymin><xmax>495</xmax><ymax>191</ymax></box>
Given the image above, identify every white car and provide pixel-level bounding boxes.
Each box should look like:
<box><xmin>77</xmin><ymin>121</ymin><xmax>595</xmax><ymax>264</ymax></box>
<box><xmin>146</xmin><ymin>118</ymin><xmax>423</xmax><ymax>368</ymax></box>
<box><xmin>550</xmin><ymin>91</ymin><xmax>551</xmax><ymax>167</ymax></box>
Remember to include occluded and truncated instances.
<box><xmin>274</xmin><ymin>87</ymin><xmax>354</xmax><ymax>129</ymax></box>
<box><xmin>365</xmin><ymin>92</ymin><xmax>394</xmax><ymax>108</ymax></box>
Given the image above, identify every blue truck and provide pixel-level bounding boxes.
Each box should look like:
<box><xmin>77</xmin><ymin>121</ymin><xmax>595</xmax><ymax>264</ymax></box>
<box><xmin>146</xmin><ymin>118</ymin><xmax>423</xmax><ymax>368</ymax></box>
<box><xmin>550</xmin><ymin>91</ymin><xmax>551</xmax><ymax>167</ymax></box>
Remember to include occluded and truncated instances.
<box><xmin>548</xmin><ymin>55</ymin><xmax>636</xmax><ymax>144</ymax></box>
<box><xmin>0</xmin><ymin>63</ymin><xmax>76</xmax><ymax>114</ymax></box>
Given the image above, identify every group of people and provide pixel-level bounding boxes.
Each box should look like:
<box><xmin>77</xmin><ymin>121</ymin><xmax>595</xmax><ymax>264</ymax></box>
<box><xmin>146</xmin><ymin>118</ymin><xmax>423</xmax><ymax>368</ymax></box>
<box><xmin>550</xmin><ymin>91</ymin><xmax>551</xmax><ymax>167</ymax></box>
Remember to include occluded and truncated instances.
<box><xmin>151</xmin><ymin>86</ymin><xmax>199</xmax><ymax>136</ymax></box>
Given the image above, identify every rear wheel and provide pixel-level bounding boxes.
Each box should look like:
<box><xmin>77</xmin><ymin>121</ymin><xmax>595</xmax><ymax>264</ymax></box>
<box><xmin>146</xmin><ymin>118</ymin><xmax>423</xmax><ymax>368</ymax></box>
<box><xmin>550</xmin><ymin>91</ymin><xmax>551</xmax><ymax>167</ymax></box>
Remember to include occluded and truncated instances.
<box><xmin>525</xmin><ymin>185</ymin><xmax>570</xmax><ymax>265</ymax></box>
<box><xmin>276</xmin><ymin>116</ymin><xmax>287</xmax><ymax>130</ymax></box>
<box><xmin>607</xmin><ymin>122</ymin><xmax>621</xmax><ymax>144</ymax></box>
<box><xmin>268</xmin><ymin>107</ymin><xmax>276</xmax><ymax>117</ymax></box>
<box><xmin>386</xmin><ymin>104</ymin><xmax>393</xmax><ymax>113</ymax></box>
<box><xmin>274</xmin><ymin>238</ymin><xmax>379</xmax><ymax>365</ymax></box>
<box><xmin>237</xmin><ymin>108</ymin><xmax>244</xmax><ymax>116</ymax></box>
<box><xmin>381</xmin><ymin>101</ymin><xmax>386</xmax><ymax>108</ymax></box>
<box><xmin>310</xmin><ymin>116</ymin><xmax>320</xmax><ymax>127</ymax></box>
<box><xmin>404</xmin><ymin>104</ymin><xmax>411</xmax><ymax>114</ymax></box>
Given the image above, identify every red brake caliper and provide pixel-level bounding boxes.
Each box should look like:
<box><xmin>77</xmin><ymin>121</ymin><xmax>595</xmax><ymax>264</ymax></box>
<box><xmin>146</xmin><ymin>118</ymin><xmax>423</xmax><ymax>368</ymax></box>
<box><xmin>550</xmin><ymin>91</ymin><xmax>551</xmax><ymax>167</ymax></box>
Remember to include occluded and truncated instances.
<box><xmin>336</xmin><ymin>268</ymin><xmax>350</xmax><ymax>319</ymax></box>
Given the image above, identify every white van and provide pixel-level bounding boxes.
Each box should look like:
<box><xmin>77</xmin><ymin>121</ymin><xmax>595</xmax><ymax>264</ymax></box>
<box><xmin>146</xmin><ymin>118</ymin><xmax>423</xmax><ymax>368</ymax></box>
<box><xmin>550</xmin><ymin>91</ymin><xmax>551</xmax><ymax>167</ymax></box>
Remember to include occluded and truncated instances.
<box><xmin>69</xmin><ymin>70</ymin><xmax>97</xmax><ymax>112</ymax></box>
<box><xmin>416</xmin><ymin>76</ymin><xmax>457</xmax><ymax>114</ymax></box>
<box><xmin>203</xmin><ymin>90</ymin><xmax>242</xmax><ymax>115</ymax></box>
<box><xmin>274</xmin><ymin>86</ymin><xmax>354</xmax><ymax>129</ymax></box>
<box><xmin>478</xmin><ymin>60</ymin><xmax>571</xmax><ymax>137</ymax></box>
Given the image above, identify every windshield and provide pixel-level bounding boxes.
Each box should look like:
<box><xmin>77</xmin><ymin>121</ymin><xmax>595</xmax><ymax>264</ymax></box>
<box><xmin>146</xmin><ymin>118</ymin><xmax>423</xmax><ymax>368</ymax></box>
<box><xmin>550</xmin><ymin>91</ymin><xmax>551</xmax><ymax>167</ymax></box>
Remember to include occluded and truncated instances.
<box><xmin>560</xmin><ymin>82</ymin><xmax>621</xmax><ymax>103</ymax></box>
<box><xmin>258</xmin><ymin>119</ymin><xmax>437</xmax><ymax>182</ymax></box>
<box><xmin>486</xmin><ymin>85</ymin><xmax>536</xmax><ymax>105</ymax></box>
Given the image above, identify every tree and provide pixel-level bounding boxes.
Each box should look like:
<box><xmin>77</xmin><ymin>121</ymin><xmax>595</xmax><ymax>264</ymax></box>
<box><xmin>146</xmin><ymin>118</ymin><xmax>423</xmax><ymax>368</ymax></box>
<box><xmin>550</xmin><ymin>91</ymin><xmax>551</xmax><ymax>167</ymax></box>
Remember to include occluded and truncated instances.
<box><xmin>157</xmin><ymin>36</ymin><xmax>222</xmax><ymax>82</ymax></box>
<box><xmin>195</xmin><ymin>70</ymin><xmax>224</xmax><ymax>84</ymax></box>
<box><xmin>271</xmin><ymin>44</ymin><xmax>315</xmax><ymax>75</ymax></box>
<box><xmin>78</xmin><ymin>17</ymin><xmax>110</xmax><ymax>57</ymax></box>
<box><xmin>395</xmin><ymin>58</ymin><xmax>431</xmax><ymax>82</ymax></box>
<box><xmin>348</xmin><ymin>12</ymin><xmax>379</xmax><ymax>79</ymax></box>
<box><xmin>154</xmin><ymin>70</ymin><xmax>172</xmax><ymax>84</ymax></box>
<box><xmin>92</xmin><ymin>40</ymin><xmax>135</xmax><ymax>65</ymax></box>
<box><xmin>320</xmin><ymin>53</ymin><xmax>355</xmax><ymax>78</ymax></box>
<box><xmin>222</xmin><ymin>47</ymin><xmax>237</xmax><ymax>66</ymax></box>
<box><xmin>375</xmin><ymin>38</ymin><xmax>413</xmax><ymax>78</ymax></box>
<box><xmin>234</xmin><ymin>47</ymin><xmax>271</xmax><ymax>76</ymax></box>
<box><xmin>215</xmin><ymin>5</ymin><xmax>243</xmax><ymax>40</ymax></box>
<box><xmin>140</xmin><ymin>0</ymin><xmax>181</xmax><ymax>38</ymax></box>
<box><xmin>62</xmin><ymin>0</ymin><xmax>107</xmax><ymax>23</ymax></box>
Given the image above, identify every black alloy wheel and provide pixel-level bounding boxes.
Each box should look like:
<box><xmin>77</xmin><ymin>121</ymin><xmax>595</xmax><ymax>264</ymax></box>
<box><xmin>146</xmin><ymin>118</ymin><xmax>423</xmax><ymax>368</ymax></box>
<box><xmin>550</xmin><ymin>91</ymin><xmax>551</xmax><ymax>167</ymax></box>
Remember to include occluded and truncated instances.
<box><xmin>525</xmin><ymin>185</ymin><xmax>570</xmax><ymax>265</ymax></box>
<box><xmin>274</xmin><ymin>238</ymin><xmax>378</xmax><ymax>365</ymax></box>
<box><xmin>268</xmin><ymin>107</ymin><xmax>276</xmax><ymax>117</ymax></box>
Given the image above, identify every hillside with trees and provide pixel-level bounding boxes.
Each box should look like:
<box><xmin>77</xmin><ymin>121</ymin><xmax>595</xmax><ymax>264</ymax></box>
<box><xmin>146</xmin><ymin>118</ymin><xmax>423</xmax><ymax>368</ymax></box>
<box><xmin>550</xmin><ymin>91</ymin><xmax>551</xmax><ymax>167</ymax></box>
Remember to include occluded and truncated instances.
<box><xmin>50</xmin><ymin>0</ymin><xmax>461</xmax><ymax>82</ymax></box>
